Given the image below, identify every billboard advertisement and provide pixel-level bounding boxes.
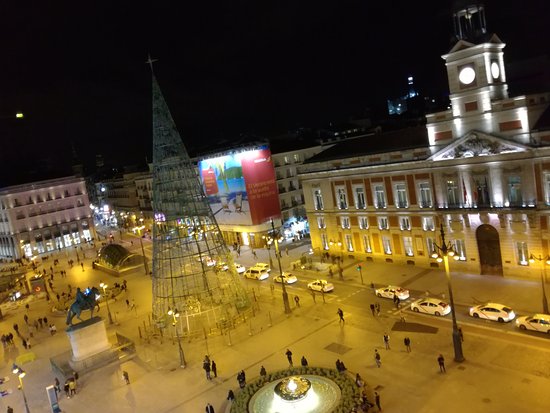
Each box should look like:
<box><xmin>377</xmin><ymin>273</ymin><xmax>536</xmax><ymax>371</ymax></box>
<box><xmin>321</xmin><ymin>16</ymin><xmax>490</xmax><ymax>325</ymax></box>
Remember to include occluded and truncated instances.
<box><xmin>198</xmin><ymin>145</ymin><xmax>281</xmax><ymax>226</ymax></box>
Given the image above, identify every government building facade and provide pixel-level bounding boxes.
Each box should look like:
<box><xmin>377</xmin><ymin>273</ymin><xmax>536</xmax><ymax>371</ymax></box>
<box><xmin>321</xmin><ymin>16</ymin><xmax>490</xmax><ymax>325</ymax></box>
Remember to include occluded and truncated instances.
<box><xmin>300</xmin><ymin>4</ymin><xmax>550</xmax><ymax>278</ymax></box>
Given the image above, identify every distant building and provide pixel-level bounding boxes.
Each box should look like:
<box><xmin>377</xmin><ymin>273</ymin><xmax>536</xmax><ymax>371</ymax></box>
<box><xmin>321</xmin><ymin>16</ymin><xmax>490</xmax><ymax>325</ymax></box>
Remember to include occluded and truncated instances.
<box><xmin>387</xmin><ymin>76</ymin><xmax>418</xmax><ymax>115</ymax></box>
<box><xmin>0</xmin><ymin>176</ymin><xmax>95</xmax><ymax>259</ymax></box>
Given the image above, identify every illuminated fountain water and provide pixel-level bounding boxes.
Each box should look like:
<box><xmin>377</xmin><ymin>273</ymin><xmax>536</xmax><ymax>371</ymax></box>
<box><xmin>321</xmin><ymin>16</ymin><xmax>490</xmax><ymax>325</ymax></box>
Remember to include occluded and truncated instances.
<box><xmin>249</xmin><ymin>374</ymin><xmax>341</xmax><ymax>413</ymax></box>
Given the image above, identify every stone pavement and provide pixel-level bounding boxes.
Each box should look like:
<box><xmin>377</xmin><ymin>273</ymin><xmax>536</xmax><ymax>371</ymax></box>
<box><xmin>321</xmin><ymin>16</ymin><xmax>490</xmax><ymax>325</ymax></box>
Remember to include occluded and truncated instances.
<box><xmin>0</xmin><ymin>239</ymin><xmax>549</xmax><ymax>412</ymax></box>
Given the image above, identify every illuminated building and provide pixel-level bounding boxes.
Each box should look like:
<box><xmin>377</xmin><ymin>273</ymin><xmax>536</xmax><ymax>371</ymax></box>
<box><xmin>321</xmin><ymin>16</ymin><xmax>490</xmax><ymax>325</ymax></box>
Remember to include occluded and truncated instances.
<box><xmin>0</xmin><ymin>176</ymin><xmax>95</xmax><ymax>259</ymax></box>
<box><xmin>300</xmin><ymin>2</ymin><xmax>550</xmax><ymax>277</ymax></box>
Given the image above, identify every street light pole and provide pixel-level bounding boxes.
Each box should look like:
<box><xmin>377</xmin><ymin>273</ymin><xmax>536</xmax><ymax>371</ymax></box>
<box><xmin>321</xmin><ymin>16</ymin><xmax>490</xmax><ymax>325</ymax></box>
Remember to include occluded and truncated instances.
<box><xmin>99</xmin><ymin>282</ymin><xmax>114</xmax><ymax>325</ymax></box>
<box><xmin>12</xmin><ymin>364</ymin><xmax>30</xmax><ymax>413</ymax></box>
<box><xmin>270</xmin><ymin>219</ymin><xmax>291</xmax><ymax>314</ymax></box>
<box><xmin>528</xmin><ymin>254</ymin><xmax>550</xmax><ymax>314</ymax></box>
<box><xmin>168</xmin><ymin>308</ymin><xmax>186</xmax><ymax>368</ymax></box>
<box><xmin>432</xmin><ymin>224</ymin><xmax>465</xmax><ymax>362</ymax></box>
<box><xmin>137</xmin><ymin>225</ymin><xmax>149</xmax><ymax>275</ymax></box>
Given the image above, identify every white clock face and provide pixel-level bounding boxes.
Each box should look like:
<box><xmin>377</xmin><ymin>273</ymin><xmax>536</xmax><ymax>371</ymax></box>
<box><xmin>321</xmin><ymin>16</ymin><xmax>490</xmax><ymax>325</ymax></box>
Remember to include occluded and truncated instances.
<box><xmin>491</xmin><ymin>62</ymin><xmax>500</xmax><ymax>79</ymax></box>
<box><xmin>459</xmin><ymin>67</ymin><xmax>476</xmax><ymax>85</ymax></box>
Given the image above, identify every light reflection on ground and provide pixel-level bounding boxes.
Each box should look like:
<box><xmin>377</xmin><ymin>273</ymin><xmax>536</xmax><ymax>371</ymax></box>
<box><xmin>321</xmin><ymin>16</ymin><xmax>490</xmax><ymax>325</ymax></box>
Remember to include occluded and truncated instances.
<box><xmin>249</xmin><ymin>375</ymin><xmax>341</xmax><ymax>413</ymax></box>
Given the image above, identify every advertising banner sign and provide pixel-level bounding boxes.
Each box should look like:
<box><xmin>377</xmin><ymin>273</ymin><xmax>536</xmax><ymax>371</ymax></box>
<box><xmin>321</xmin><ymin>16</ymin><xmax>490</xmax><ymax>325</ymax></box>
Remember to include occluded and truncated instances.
<box><xmin>198</xmin><ymin>145</ymin><xmax>281</xmax><ymax>226</ymax></box>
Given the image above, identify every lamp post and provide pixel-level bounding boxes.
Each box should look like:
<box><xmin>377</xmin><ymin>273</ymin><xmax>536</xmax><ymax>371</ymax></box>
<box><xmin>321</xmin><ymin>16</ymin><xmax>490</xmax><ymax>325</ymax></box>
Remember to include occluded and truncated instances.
<box><xmin>528</xmin><ymin>254</ymin><xmax>550</xmax><ymax>314</ymax></box>
<box><xmin>99</xmin><ymin>282</ymin><xmax>114</xmax><ymax>324</ymax></box>
<box><xmin>270</xmin><ymin>219</ymin><xmax>291</xmax><ymax>314</ymax></box>
<box><xmin>136</xmin><ymin>225</ymin><xmax>150</xmax><ymax>275</ymax></box>
<box><xmin>12</xmin><ymin>364</ymin><xmax>30</xmax><ymax>413</ymax></box>
<box><xmin>168</xmin><ymin>307</ymin><xmax>186</xmax><ymax>368</ymax></box>
<box><xmin>431</xmin><ymin>224</ymin><xmax>465</xmax><ymax>362</ymax></box>
<box><xmin>262</xmin><ymin>235</ymin><xmax>274</xmax><ymax>268</ymax></box>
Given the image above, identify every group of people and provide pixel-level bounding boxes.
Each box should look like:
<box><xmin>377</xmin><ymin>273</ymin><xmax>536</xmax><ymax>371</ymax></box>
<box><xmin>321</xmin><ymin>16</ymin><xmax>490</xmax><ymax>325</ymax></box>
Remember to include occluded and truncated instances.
<box><xmin>202</xmin><ymin>355</ymin><xmax>217</xmax><ymax>380</ymax></box>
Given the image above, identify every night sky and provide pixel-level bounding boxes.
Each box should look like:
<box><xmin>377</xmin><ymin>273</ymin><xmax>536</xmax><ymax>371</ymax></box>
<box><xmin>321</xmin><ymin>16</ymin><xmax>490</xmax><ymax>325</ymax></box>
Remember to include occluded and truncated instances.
<box><xmin>0</xmin><ymin>0</ymin><xmax>548</xmax><ymax>186</ymax></box>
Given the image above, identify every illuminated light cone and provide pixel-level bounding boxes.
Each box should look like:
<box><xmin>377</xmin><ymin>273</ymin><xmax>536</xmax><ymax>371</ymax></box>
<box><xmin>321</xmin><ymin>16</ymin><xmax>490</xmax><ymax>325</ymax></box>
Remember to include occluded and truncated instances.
<box><xmin>150</xmin><ymin>71</ymin><xmax>250</xmax><ymax>336</ymax></box>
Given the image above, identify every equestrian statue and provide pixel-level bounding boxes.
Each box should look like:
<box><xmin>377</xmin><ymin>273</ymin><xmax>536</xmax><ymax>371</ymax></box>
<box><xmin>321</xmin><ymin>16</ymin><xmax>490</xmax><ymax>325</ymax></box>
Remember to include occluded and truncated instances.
<box><xmin>66</xmin><ymin>286</ymin><xmax>101</xmax><ymax>325</ymax></box>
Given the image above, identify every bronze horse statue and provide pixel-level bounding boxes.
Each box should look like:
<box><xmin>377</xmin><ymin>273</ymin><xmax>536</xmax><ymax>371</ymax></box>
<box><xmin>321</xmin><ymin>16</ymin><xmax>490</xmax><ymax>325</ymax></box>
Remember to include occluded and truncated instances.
<box><xmin>66</xmin><ymin>287</ymin><xmax>101</xmax><ymax>325</ymax></box>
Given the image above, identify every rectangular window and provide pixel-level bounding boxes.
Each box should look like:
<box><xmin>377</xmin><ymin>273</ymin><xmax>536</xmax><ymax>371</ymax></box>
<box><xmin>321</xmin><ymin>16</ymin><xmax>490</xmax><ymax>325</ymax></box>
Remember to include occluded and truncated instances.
<box><xmin>293</xmin><ymin>153</ymin><xmax>300</xmax><ymax>162</ymax></box>
<box><xmin>341</xmin><ymin>216</ymin><xmax>350</xmax><ymax>229</ymax></box>
<box><xmin>395</xmin><ymin>183</ymin><xmax>408</xmax><ymax>208</ymax></box>
<box><xmin>418</xmin><ymin>182</ymin><xmax>432</xmax><ymax>208</ymax></box>
<box><xmin>313</xmin><ymin>189</ymin><xmax>324</xmax><ymax>210</ymax></box>
<box><xmin>336</xmin><ymin>187</ymin><xmax>348</xmax><ymax>209</ymax></box>
<box><xmin>345</xmin><ymin>234</ymin><xmax>354</xmax><ymax>251</ymax></box>
<box><xmin>516</xmin><ymin>242</ymin><xmax>529</xmax><ymax>266</ymax></box>
<box><xmin>507</xmin><ymin>176</ymin><xmax>522</xmax><ymax>206</ymax></box>
<box><xmin>359</xmin><ymin>216</ymin><xmax>369</xmax><ymax>229</ymax></box>
<box><xmin>378</xmin><ymin>217</ymin><xmax>389</xmax><ymax>230</ymax></box>
<box><xmin>473</xmin><ymin>176</ymin><xmax>490</xmax><ymax>206</ymax></box>
<box><xmin>400</xmin><ymin>217</ymin><xmax>411</xmax><ymax>231</ymax></box>
<box><xmin>453</xmin><ymin>239</ymin><xmax>467</xmax><ymax>261</ymax></box>
<box><xmin>374</xmin><ymin>185</ymin><xmax>386</xmax><ymax>208</ymax></box>
<box><xmin>422</xmin><ymin>217</ymin><xmax>435</xmax><ymax>231</ymax></box>
<box><xmin>426</xmin><ymin>237</ymin><xmax>436</xmax><ymax>256</ymax></box>
<box><xmin>354</xmin><ymin>186</ymin><xmax>366</xmax><ymax>209</ymax></box>
<box><xmin>403</xmin><ymin>236</ymin><xmax>414</xmax><ymax>256</ymax></box>
<box><xmin>545</xmin><ymin>175</ymin><xmax>550</xmax><ymax>205</ymax></box>
<box><xmin>446</xmin><ymin>179</ymin><xmax>460</xmax><ymax>206</ymax></box>
<box><xmin>363</xmin><ymin>235</ymin><xmax>372</xmax><ymax>253</ymax></box>
<box><xmin>321</xmin><ymin>233</ymin><xmax>329</xmax><ymax>250</ymax></box>
<box><xmin>382</xmin><ymin>236</ymin><xmax>392</xmax><ymax>254</ymax></box>
<box><xmin>317</xmin><ymin>216</ymin><xmax>326</xmax><ymax>229</ymax></box>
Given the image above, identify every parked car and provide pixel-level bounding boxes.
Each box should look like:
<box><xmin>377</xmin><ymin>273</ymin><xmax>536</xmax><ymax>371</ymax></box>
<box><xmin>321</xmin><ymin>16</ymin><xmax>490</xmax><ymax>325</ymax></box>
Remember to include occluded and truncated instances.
<box><xmin>469</xmin><ymin>303</ymin><xmax>515</xmax><ymax>322</ymax></box>
<box><xmin>234</xmin><ymin>263</ymin><xmax>246</xmax><ymax>274</ymax></box>
<box><xmin>244</xmin><ymin>267</ymin><xmax>269</xmax><ymax>280</ymax></box>
<box><xmin>375</xmin><ymin>285</ymin><xmax>410</xmax><ymax>300</ymax></box>
<box><xmin>307</xmin><ymin>279</ymin><xmax>334</xmax><ymax>292</ymax></box>
<box><xmin>410</xmin><ymin>298</ymin><xmax>451</xmax><ymax>316</ymax></box>
<box><xmin>515</xmin><ymin>313</ymin><xmax>550</xmax><ymax>333</ymax></box>
<box><xmin>216</xmin><ymin>262</ymin><xmax>229</xmax><ymax>271</ymax></box>
<box><xmin>273</xmin><ymin>272</ymin><xmax>298</xmax><ymax>284</ymax></box>
<box><xmin>255</xmin><ymin>263</ymin><xmax>271</xmax><ymax>272</ymax></box>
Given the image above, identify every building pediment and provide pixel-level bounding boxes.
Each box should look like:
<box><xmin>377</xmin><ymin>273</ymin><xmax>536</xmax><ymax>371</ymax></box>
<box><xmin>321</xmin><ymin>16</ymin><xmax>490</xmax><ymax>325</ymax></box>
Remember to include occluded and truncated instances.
<box><xmin>430</xmin><ymin>131</ymin><xmax>530</xmax><ymax>161</ymax></box>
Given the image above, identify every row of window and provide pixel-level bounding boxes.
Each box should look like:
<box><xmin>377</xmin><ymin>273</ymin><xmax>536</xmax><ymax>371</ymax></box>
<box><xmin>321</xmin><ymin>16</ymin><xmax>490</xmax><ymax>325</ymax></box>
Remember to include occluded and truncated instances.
<box><xmin>3</xmin><ymin>189</ymin><xmax>85</xmax><ymax>209</ymax></box>
<box><xmin>317</xmin><ymin>216</ymin><xmax>435</xmax><ymax>231</ymax></box>
<box><xmin>313</xmin><ymin>173</ymin><xmax>533</xmax><ymax>211</ymax></box>
<box><xmin>318</xmin><ymin>232</ymin><xmax>467</xmax><ymax>260</ymax></box>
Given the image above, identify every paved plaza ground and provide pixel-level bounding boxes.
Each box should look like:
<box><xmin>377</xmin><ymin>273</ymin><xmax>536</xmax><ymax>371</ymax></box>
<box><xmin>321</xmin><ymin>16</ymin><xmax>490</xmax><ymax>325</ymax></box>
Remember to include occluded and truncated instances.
<box><xmin>1</xmin><ymin>236</ymin><xmax>550</xmax><ymax>412</ymax></box>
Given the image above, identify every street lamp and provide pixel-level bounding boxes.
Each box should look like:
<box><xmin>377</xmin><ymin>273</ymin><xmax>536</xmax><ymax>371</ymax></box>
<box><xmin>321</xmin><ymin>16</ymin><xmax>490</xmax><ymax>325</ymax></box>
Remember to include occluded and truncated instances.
<box><xmin>136</xmin><ymin>225</ymin><xmax>150</xmax><ymax>275</ymax></box>
<box><xmin>99</xmin><ymin>282</ymin><xmax>114</xmax><ymax>325</ymax></box>
<box><xmin>262</xmin><ymin>235</ymin><xmax>274</xmax><ymax>268</ymax></box>
<box><xmin>269</xmin><ymin>219</ymin><xmax>291</xmax><ymax>314</ymax></box>
<box><xmin>12</xmin><ymin>364</ymin><xmax>30</xmax><ymax>413</ymax></box>
<box><xmin>168</xmin><ymin>307</ymin><xmax>186</xmax><ymax>368</ymax></box>
<box><xmin>528</xmin><ymin>254</ymin><xmax>550</xmax><ymax>314</ymax></box>
<box><xmin>431</xmin><ymin>224</ymin><xmax>465</xmax><ymax>362</ymax></box>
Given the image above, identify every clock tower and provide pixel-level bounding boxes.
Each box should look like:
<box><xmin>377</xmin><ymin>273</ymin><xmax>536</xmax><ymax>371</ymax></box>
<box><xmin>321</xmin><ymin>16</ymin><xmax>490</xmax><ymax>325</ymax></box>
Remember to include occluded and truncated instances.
<box><xmin>444</xmin><ymin>2</ymin><xmax>508</xmax><ymax>119</ymax></box>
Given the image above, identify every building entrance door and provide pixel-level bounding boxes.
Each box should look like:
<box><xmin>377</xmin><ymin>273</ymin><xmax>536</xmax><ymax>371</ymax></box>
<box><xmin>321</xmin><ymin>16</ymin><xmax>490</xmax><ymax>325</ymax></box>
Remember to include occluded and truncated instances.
<box><xmin>476</xmin><ymin>224</ymin><xmax>503</xmax><ymax>275</ymax></box>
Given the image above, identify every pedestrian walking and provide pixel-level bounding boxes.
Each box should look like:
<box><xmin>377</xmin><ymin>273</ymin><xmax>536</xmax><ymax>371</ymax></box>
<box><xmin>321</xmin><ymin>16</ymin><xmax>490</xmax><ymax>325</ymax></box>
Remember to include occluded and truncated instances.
<box><xmin>374</xmin><ymin>349</ymin><xmax>381</xmax><ymax>367</ymax></box>
<box><xmin>211</xmin><ymin>360</ymin><xmax>217</xmax><ymax>378</ymax></box>
<box><xmin>294</xmin><ymin>295</ymin><xmax>300</xmax><ymax>307</ymax></box>
<box><xmin>369</xmin><ymin>303</ymin><xmax>375</xmax><ymax>316</ymax></box>
<box><xmin>375</xmin><ymin>303</ymin><xmax>381</xmax><ymax>316</ymax></box>
<box><xmin>252</xmin><ymin>249</ymin><xmax>257</xmax><ymax>259</ymax></box>
<box><xmin>400</xmin><ymin>310</ymin><xmax>406</xmax><ymax>323</ymax></box>
<box><xmin>69</xmin><ymin>378</ymin><xmax>76</xmax><ymax>395</ymax></box>
<box><xmin>7</xmin><ymin>406</ymin><xmax>13</xmax><ymax>413</ymax></box>
<box><xmin>64</xmin><ymin>380</ymin><xmax>70</xmax><ymax>398</ymax></box>
<box><xmin>393</xmin><ymin>294</ymin><xmax>400</xmax><ymax>309</ymax></box>
<box><xmin>122</xmin><ymin>371</ymin><xmax>130</xmax><ymax>384</ymax></box>
<box><xmin>404</xmin><ymin>337</ymin><xmax>411</xmax><ymax>353</ymax></box>
<box><xmin>205</xmin><ymin>402</ymin><xmax>215</xmax><ymax>413</ymax></box>
<box><xmin>237</xmin><ymin>370</ymin><xmax>246</xmax><ymax>388</ymax></box>
<box><xmin>203</xmin><ymin>358</ymin><xmax>212</xmax><ymax>380</ymax></box>
<box><xmin>227</xmin><ymin>389</ymin><xmax>235</xmax><ymax>401</ymax></box>
<box><xmin>375</xmin><ymin>391</ymin><xmax>382</xmax><ymax>411</ymax></box>
<box><xmin>337</xmin><ymin>308</ymin><xmax>345</xmax><ymax>323</ymax></box>
<box><xmin>126</xmin><ymin>299</ymin><xmax>130</xmax><ymax>309</ymax></box>
<box><xmin>54</xmin><ymin>377</ymin><xmax>61</xmax><ymax>394</ymax></box>
<box><xmin>260</xmin><ymin>366</ymin><xmax>267</xmax><ymax>377</ymax></box>
<box><xmin>438</xmin><ymin>354</ymin><xmax>446</xmax><ymax>373</ymax></box>
<box><xmin>81</xmin><ymin>262</ymin><xmax>84</xmax><ymax>271</ymax></box>
<box><xmin>338</xmin><ymin>267</ymin><xmax>344</xmax><ymax>280</ymax></box>
<box><xmin>285</xmin><ymin>247</ymin><xmax>289</xmax><ymax>256</ymax></box>
<box><xmin>328</xmin><ymin>268</ymin><xmax>333</xmax><ymax>278</ymax></box>
<box><xmin>458</xmin><ymin>327</ymin><xmax>464</xmax><ymax>342</ymax></box>
<box><xmin>383</xmin><ymin>333</ymin><xmax>390</xmax><ymax>350</ymax></box>
<box><xmin>301</xmin><ymin>356</ymin><xmax>308</xmax><ymax>367</ymax></box>
<box><xmin>355</xmin><ymin>373</ymin><xmax>364</xmax><ymax>388</ymax></box>
<box><xmin>286</xmin><ymin>348</ymin><xmax>293</xmax><ymax>366</ymax></box>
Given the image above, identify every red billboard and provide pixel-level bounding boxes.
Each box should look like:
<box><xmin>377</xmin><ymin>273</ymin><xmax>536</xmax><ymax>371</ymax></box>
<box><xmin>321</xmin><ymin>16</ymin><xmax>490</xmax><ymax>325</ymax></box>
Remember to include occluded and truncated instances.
<box><xmin>198</xmin><ymin>145</ymin><xmax>281</xmax><ymax>226</ymax></box>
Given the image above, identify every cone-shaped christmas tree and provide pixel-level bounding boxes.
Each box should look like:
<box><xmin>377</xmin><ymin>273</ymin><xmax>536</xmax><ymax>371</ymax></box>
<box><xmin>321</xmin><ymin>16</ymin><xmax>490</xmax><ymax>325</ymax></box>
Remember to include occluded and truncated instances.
<box><xmin>150</xmin><ymin>72</ymin><xmax>250</xmax><ymax>334</ymax></box>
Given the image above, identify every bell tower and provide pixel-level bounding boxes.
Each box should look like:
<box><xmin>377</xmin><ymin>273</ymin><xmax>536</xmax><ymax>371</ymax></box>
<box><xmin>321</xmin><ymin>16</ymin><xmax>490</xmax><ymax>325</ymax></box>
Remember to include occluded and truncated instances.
<box><xmin>444</xmin><ymin>2</ymin><xmax>508</xmax><ymax>120</ymax></box>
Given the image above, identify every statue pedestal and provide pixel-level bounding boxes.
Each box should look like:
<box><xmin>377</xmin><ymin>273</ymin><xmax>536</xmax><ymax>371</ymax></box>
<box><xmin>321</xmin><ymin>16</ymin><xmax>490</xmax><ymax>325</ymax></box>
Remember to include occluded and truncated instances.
<box><xmin>66</xmin><ymin>317</ymin><xmax>117</xmax><ymax>371</ymax></box>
